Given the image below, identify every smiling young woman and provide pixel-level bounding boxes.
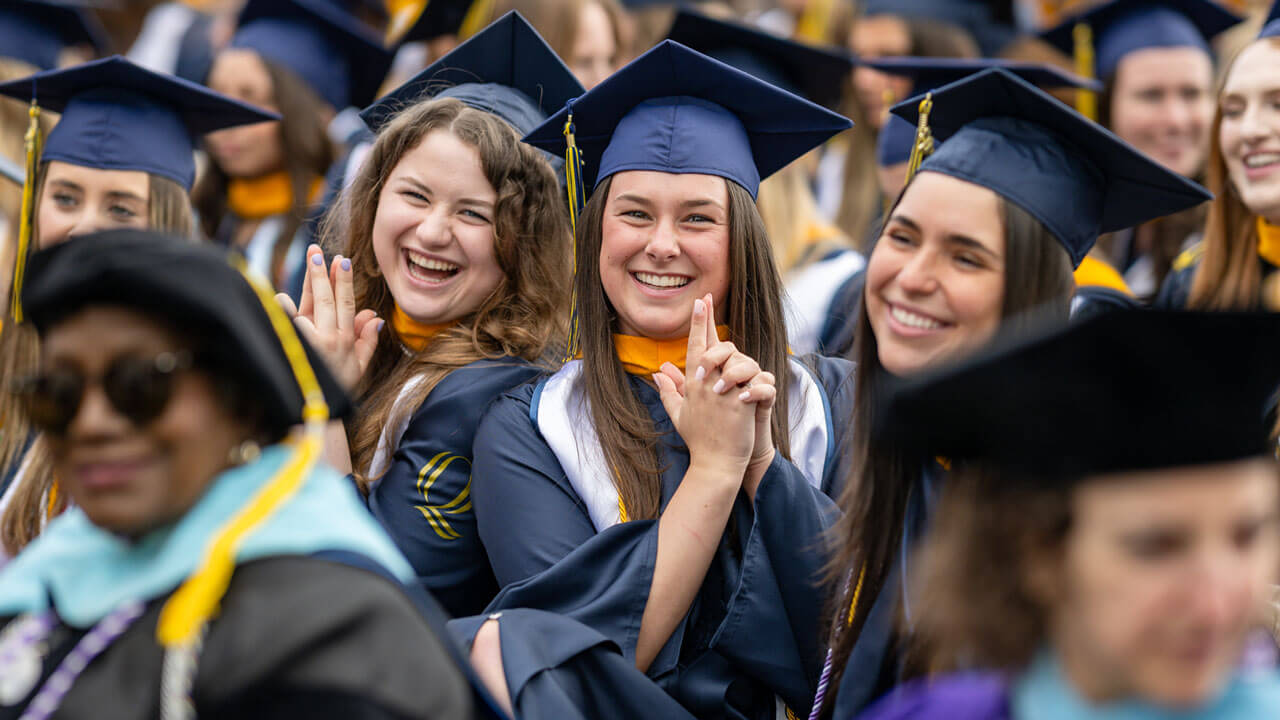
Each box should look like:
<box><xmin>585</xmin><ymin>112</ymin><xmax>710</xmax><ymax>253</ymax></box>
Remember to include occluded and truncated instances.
<box><xmin>0</xmin><ymin>57</ymin><xmax>275</xmax><ymax>560</ymax></box>
<box><xmin>815</xmin><ymin>69</ymin><xmax>1213</xmax><ymax>719</ymax></box>
<box><xmin>453</xmin><ymin>41</ymin><xmax>856</xmax><ymax>720</ymax></box>
<box><xmin>281</xmin><ymin>15</ymin><xmax>576</xmax><ymax>620</ymax></box>
<box><xmin>1158</xmin><ymin>23</ymin><xmax>1280</xmax><ymax>311</ymax></box>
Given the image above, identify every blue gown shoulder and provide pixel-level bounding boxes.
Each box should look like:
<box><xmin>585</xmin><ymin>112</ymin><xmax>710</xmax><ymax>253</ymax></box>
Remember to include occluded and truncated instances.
<box><xmin>366</xmin><ymin>356</ymin><xmax>547</xmax><ymax>618</ymax></box>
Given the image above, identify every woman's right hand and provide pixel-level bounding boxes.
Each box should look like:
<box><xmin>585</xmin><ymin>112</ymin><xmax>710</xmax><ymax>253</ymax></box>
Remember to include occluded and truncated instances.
<box><xmin>653</xmin><ymin>294</ymin><xmax>758</xmax><ymax>479</ymax></box>
<box><xmin>276</xmin><ymin>244</ymin><xmax>382</xmax><ymax>391</ymax></box>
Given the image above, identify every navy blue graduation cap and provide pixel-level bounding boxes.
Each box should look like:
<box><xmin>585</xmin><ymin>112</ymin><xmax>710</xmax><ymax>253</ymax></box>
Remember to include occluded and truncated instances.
<box><xmin>522</xmin><ymin>40</ymin><xmax>852</xmax><ymax>200</ymax></box>
<box><xmin>362</xmin><ymin>11</ymin><xmax>583</xmax><ymax>136</ymax></box>
<box><xmin>1041</xmin><ymin>0</ymin><xmax>1241</xmax><ymax>80</ymax></box>
<box><xmin>389</xmin><ymin>0</ymin><xmax>477</xmax><ymax>43</ymax></box>
<box><xmin>1262</xmin><ymin>0</ymin><xmax>1280</xmax><ymax>39</ymax></box>
<box><xmin>0</xmin><ymin>0</ymin><xmax>108</xmax><ymax>70</ymax></box>
<box><xmin>890</xmin><ymin>68</ymin><xmax>1211</xmax><ymax>267</ymax></box>
<box><xmin>879</xmin><ymin>311</ymin><xmax>1280</xmax><ymax>479</ymax></box>
<box><xmin>0</xmin><ymin>56</ymin><xmax>280</xmax><ymax>189</ymax></box>
<box><xmin>232</xmin><ymin>0</ymin><xmax>394</xmax><ymax>110</ymax></box>
<box><xmin>870</xmin><ymin>57</ymin><xmax>1099</xmax><ymax>167</ymax></box>
<box><xmin>664</xmin><ymin>10</ymin><xmax>854</xmax><ymax>110</ymax></box>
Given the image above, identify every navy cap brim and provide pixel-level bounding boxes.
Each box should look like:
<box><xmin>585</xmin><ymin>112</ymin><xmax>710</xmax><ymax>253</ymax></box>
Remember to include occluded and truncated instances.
<box><xmin>363</xmin><ymin>10</ymin><xmax>583</xmax><ymax>133</ymax></box>
<box><xmin>665</xmin><ymin>10</ymin><xmax>854</xmax><ymax>109</ymax></box>
<box><xmin>862</xmin><ymin>56</ymin><xmax>1101</xmax><ymax>93</ymax></box>
<box><xmin>1040</xmin><ymin>0</ymin><xmax>1241</xmax><ymax>70</ymax></box>
<box><xmin>891</xmin><ymin>68</ymin><xmax>1211</xmax><ymax>240</ymax></box>
<box><xmin>0</xmin><ymin>55</ymin><xmax>280</xmax><ymax>133</ymax></box>
<box><xmin>523</xmin><ymin>40</ymin><xmax>851</xmax><ymax>192</ymax></box>
<box><xmin>879</xmin><ymin>310</ymin><xmax>1280</xmax><ymax>478</ymax></box>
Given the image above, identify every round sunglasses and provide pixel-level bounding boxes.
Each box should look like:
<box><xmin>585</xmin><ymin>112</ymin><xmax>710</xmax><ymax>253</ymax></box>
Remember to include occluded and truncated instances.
<box><xmin>12</xmin><ymin>351</ymin><xmax>194</xmax><ymax>436</ymax></box>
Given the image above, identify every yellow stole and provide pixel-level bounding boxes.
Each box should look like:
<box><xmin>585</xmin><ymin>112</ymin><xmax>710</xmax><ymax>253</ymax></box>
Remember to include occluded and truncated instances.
<box><xmin>1073</xmin><ymin>255</ymin><xmax>1132</xmax><ymax>295</ymax></box>
<box><xmin>1258</xmin><ymin>217</ymin><xmax>1280</xmax><ymax>268</ymax></box>
<box><xmin>226</xmin><ymin>172</ymin><xmax>325</xmax><ymax>220</ymax></box>
<box><xmin>392</xmin><ymin>306</ymin><xmax>455</xmax><ymax>352</ymax></box>
<box><xmin>611</xmin><ymin>326</ymin><xmax>731</xmax><ymax>376</ymax></box>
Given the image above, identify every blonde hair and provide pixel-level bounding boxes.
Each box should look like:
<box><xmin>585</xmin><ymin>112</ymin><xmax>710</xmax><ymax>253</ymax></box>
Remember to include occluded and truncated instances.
<box><xmin>333</xmin><ymin>98</ymin><xmax>570</xmax><ymax>490</ymax></box>
<box><xmin>0</xmin><ymin>162</ymin><xmax>195</xmax><ymax>556</ymax></box>
<box><xmin>756</xmin><ymin>160</ymin><xmax>851</xmax><ymax>273</ymax></box>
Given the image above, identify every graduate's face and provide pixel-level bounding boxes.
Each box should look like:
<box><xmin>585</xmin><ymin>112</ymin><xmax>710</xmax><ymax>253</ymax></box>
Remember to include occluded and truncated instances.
<box><xmin>1110</xmin><ymin>47</ymin><xmax>1214</xmax><ymax>179</ymax></box>
<box><xmin>850</xmin><ymin>15</ymin><xmax>912</xmax><ymax>130</ymax></box>
<box><xmin>372</xmin><ymin>129</ymin><xmax>503</xmax><ymax>325</ymax></box>
<box><xmin>1219</xmin><ymin>40</ymin><xmax>1280</xmax><ymax>224</ymax></box>
<box><xmin>865</xmin><ymin>171</ymin><xmax>1005</xmax><ymax>377</ymax></box>
<box><xmin>600</xmin><ymin>171</ymin><xmax>731</xmax><ymax>340</ymax></box>
<box><xmin>205</xmin><ymin>49</ymin><xmax>286</xmax><ymax>179</ymax></box>
<box><xmin>37</xmin><ymin>162</ymin><xmax>150</xmax><ymax>248</ymax></box>
<box><xmin>41</xmin><ymin>307</ymin><xmax>248</xmax><ymax>538</ymax></box>
<box><xmin>571</xmin><ymin>1</ymin><xmax>618</xmax><ymax>90</ymax></box>
<box><xmin>1050</xmin><ymin>459</ymin><xmax>1280</xmax><ymax>707</ymax></box>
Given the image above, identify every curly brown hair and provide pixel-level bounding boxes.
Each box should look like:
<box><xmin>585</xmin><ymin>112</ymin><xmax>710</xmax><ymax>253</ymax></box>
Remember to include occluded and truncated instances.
<box><xmin>327</xmin><ymin>98</ymin><xmax>571</xmax><ymax>490</ymax></box>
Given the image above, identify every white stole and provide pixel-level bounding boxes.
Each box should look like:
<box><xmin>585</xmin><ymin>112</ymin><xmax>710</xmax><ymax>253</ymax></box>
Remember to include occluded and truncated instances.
<box><xmin>536</xmin><ymin>358</ymin><xmax>831</xmax><ymax>531</ymax></box>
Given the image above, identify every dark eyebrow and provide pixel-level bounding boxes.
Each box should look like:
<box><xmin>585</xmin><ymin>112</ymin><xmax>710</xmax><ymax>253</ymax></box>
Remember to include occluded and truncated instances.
<box><xmin>888</xmin><ymin>213</ymin><xmax>1000</xmax><ymax>260</ymax></box>
<box><xmin>679</xmin><ymin>197</ymin><xmax>724</xmax><ymax>211</ymax></box>
<box><xmin>49</xmin><ymin>179</ymin><xmax>83</xmax><ymax>192</ymax></box>
<box><xmin>614</xmin><ymin>192</ymin><xmax>653</xmax><ymax>206</ymax></box>
<box><xmin>105</xmin><ymin>190</ymin><xmax>146</xmax><ymax>203</ymax></box>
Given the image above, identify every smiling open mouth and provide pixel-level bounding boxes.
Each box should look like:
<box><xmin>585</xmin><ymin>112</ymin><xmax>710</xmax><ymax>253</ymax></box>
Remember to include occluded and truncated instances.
<box><xmin>890</xmin><ymin>304</ymin><xmax>946</xmax><ymax>330</ymax></box>
<box><xmin>632</xmin><ymin>271</ymin><xmax>691</xmax><ymax>289</ymax></box>
<box><xmin>405</xmin><ymin>250</ymin><xmax>460</xmax><ymax>283</ymax></box>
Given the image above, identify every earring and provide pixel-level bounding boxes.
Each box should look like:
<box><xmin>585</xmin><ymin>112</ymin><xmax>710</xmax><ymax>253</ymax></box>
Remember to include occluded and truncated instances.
<box><xmin>228</xmin><ymin>440</ymin><xmax>261</xmax><ymax>466</ymax></box>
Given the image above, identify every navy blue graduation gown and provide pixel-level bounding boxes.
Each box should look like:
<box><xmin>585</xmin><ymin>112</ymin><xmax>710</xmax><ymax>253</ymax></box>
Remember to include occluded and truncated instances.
<box><xmin>469</xmin><ymin>356</ymin><xmax>855</xmax><ymax>720</ymax></box>
<box><xmin>830</xmin><ymin>459</ymin><xmax>947</xmax><ymax>719</ymax></box>
<box><xmin>367</xmin><ymin>358</ymin><xmax>544</xmax><ymax>618</ymax></box>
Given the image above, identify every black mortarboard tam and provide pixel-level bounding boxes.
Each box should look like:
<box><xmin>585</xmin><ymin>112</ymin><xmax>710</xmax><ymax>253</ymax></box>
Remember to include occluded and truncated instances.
<box><xmin>890</xmin><ymin>68</ymin><xmax>1212</xmax><ymax>267</ymax></box>
<box><xmin>362</xmin><ymin>11</ymin><xmax>584</xmax><ymax>136</ymax></box>
<box><xmin>21</xmin><ymin>229</ymin><xmax>352</xmax><ymax>438</ymax></box>
<box><xmin>0</xmin><ymin>56</ymin><xmax>280</xmax><ymax>190</ymax></box>
<box><xmin>522</xmin><ymin>40</ymin><xmax>852</xmax><ymax>201</ymax></box>
<box><xmin>0</xmin><ymin>0</ymin><xmax>109</xmax><ymax>70</ymax></box>
<box><xmin>388</xmin><ymin>0</ymin><xmax>484</xmax><ymax>44</ymax></box>
<box><xmin>232</xmin><ymin>0</ymin><xmax>394</xmax><ymax>110</ymax></box>
<box><xmin>664</xmin><ymin>10</ymin><xmax>854</xmax><ymax>110</ymax></box>
<box><xmin>879</xmin><ymin>310</ymin><xmax>1280</xmax><ymax>480</ymax></box>
<box><xmin>1262</xmin><ymin>0</ymin><xmax>1280</xmax><ymax>39</ymax></box>
<box><xmin>860</xmin><ymin>0</ymin><xmax>1017</xmax><ymax>57</ymax></box>
<box><xmin>1041</xmin><ymin>0</ymin><xmax>1241</xmax><ymax>80</ymax></box>
<box><xmin>870</xmin><ymin>57</ymin><xmax>1099</xmax><ymax>167</ymax></box>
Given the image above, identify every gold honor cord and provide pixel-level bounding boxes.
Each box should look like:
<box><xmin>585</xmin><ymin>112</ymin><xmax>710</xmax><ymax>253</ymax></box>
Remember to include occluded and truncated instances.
<box><xmin>794</xmin><ymin>0</ymin><xmax>833</xmax><ymax>44</ymax></box>
<box><xmin>9</xmin><ymin>100</ymin><xmax>42</xmax><ymax>324</ymax></box>
<box><xmin>903</xmin><ymin>93</ymin><xmax>935</xmax><ymax>186</ymax></box>
<box><xmin>1073</xmin><ymin>23</ymin><xmax>1098</xmax><ymax>122</ymax></box>
<box><xmin>156</xmin><ymin>257</ymin><xmax>330</xmax><ymax>648</ymax></box>
<box><xmin>562</xmin><ymin>110</ymin><xmax>586</xmax><ymax>361</ymax></box>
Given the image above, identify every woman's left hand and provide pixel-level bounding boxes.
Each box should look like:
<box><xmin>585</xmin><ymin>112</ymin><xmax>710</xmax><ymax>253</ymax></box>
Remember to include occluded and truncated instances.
<box><xmin>276</xmin><ymin>244</ymin><xmax>381</xmax><ymax>390</ymax></box>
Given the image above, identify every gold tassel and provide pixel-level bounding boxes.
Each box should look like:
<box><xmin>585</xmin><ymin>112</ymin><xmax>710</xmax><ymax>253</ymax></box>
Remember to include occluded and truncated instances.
<box><xmin>1073</xmin><ymin>22</ymin><xmax>1098</xmax><ymax>122</ymax></box>
<box><xmin>903</xmin><ymin>92</ymin><xmax>934</xmax><ymax>186</ymax></box>
<box><xmin>457</xmin><ymin>0</ymin><xmax>493</xmax><ymax>41</ymax></box>
<box><xmin>562</xmin><ymin>107</ymin><xmax>586</xmax><ymax>362</ymax></box>
<box><xmin>156</xmin><ymin>256</ymin><xmax>329</xmax><ymax>647</ymax></box>
<box><xmin>9</xmin><ymin>100</ymin><xmax>42</xmax><ymax>324</ymax></box>
<box><xmin>794</xmin><ymin>0</ymin><xmax>833</xmax><ymax>44</ymax></box>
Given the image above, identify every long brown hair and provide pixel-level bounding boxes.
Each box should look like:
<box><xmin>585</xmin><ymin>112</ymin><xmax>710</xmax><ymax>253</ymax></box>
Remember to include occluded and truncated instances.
<box><xmin>1</xmin><ymin>162</ymin><xmax>195</xmax><ymax>555</ymax></box>
<box><xmin>815</xmin><ymin>185</ymin><xmax>1075</xmax><ymax>718</ymax></box>
<box><xmin>496</xmin><ymin>0</ymin><xmax>631</xmax><ymax>65</ymax></box>
<box><xmin>899</xmin><ymin>468</ymin><xmax>1074</xmax><ymax>677</ymax></box>
<box><xmin>573</xmin><ymin>174</ymin><xmax>792</xmax><ymax>521</ymax></box>
<box><xmin>1187</xmin><ymin>39</ymin><xmax>1280</xmax><ymax>310</ymax></box>
<box><xmin>336</xmin><ymin>98</ymin><xmax>570</xmax><ymax>490</ymax></box>
<box><xmin>192</xmin><ymin>57</ymin><xmax>334</xmax><ymax>274</ymax></box>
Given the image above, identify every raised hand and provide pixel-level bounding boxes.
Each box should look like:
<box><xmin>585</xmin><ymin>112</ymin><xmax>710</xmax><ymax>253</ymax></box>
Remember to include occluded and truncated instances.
<box><xmin>652</xmin><ymin>294</ymin><xmax>758</xmax><ymax>478</ymax></box>
<box><xmin>277</xmin><ymin>244</ymin><xmax>382</xmax><ymax>390</ymax></box>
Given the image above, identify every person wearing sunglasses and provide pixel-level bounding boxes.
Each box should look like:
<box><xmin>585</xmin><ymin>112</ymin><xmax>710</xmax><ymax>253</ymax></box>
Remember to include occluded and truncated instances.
<box><xmin>0</xmin><ymin>230</ymin><xmax>474</xmax><ymax>719</ymax></box>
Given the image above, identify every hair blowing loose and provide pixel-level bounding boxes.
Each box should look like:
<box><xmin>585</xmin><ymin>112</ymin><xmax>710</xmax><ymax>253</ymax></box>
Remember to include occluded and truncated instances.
<box><xmin>333</xmin><ymin>98</ymin><xmax>571</xmax><ymax>490</ymax></box>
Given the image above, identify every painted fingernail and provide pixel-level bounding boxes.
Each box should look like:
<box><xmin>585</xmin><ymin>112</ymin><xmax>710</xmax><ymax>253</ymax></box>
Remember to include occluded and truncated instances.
<box><xmin>651</xmin><ymin>373</ymin><xmax>661</xmax><ymax>385</ymax></box>
<box><xmin>341</xmin><ymin>258</ymin><xmax>351</xmax><ymax>271</ymax></box>
<box><xmin>694</xmin><ymin>366</ymin><xmax>706</xmax><ymax>381</ymax></box>
<box><xmin>739</xmin><ymin>390</ymin><xmax>751</xmax><ymax>401</ymax></box>
<box><xmin>312</xmin><ymin>253</ymin><xmax>323</xmax><ymax>265</ymax></box>
<box><xmin>712</xmin><ymin>379</ymin><xmax>725</xmax><ymax>393</ymax></box>
<box><xmin>377</xmin><ymin>320</ymin><xmax>386</xmax><ymax>333</ymax></box>
<box><xmin>693</xmin><ymin>299</ymin><xmax>705</xmax><ymax>316</ymax></box>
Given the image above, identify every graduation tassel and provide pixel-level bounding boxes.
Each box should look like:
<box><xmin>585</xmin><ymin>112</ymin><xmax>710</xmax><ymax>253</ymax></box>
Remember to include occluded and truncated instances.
<box><xmin>1073</xmin><ymin>22</ymin><xmax>1098</xmax><ymax>122</ymax></box>
<box><xmin>9</xmin><ymin>99</ymin><xmax>42</xmax><ymax>325</ymax></box>
<box><xmin>794</xmin><ymin>0</ymin><xmax>833</xmax><ymax>44</ymax></box>
<box><xmin>562</xmin><ymin>103</ymin><xmax>587</xmax><ymax>361</ymax></box>
<box><xmin>156</xmin><ymin>256</ymin><xmax>330</xmax><ymax>649</ymax></box>
<box><xmin>457</xmin><ymin>0</ymin><xmax>495</xmax><ymax>40</ymax></box>
<box><xmin>903</xmin><ymin>92</ymin><xmax>934</xmax><ymax>186</ymax></box>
